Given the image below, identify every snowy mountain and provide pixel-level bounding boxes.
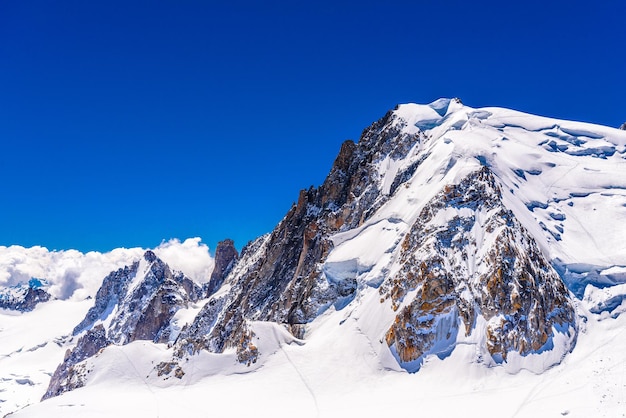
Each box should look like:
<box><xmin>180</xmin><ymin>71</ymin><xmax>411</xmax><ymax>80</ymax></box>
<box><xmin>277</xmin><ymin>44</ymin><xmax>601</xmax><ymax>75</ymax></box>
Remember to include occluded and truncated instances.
<box><xmin>2</xmin><ymin>99</ymin><xmax>626</xmax><ymax>417</ymax></box>
<box><xmin>42</xmin><ymin>250</ymin><xmax>204</xmax><ymax>399</ymax></box>
<box><xmin>0</xmin><ymin>279</ymin><xmax>51</xmax><ymax>312</ymax></box>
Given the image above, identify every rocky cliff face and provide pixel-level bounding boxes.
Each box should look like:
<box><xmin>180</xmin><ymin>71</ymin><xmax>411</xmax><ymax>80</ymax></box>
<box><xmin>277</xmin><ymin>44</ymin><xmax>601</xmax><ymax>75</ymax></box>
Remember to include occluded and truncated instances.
<box><xmin>72</xmin><ymin>250</ymin><xmax>202</xmax><ymax>345</ymax></box>
<box><xmin>171</xmin><ymin>107</ymin><xmax>428</xmax><ymax>360</ymax></box>
<box><xmin>72</xmin><ymin>263</ymin><xmax>140</xmax><ymax>335</ymax></box>
<box><xmin>381</xmin><ymin>167</ymin><xmax>576</xmax><ymax>370</ymax></box>
<box><xmin>168</xmin><ymin>99</ymin><xmax>577</xmax><ymax>374</ymax></box>
<box><xmin>205</xmin><ymin>239</ymin><xmax>238</xmax><ymax>297</ymax></box>
<box><xmin>43</xmin><ymin>325</ymin><xmax>108</xmax><ymax>400</ymax></box>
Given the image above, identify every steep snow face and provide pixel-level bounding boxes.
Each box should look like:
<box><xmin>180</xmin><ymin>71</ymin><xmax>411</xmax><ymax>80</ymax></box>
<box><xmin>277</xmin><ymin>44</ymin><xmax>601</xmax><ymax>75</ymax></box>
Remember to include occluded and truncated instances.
<box><xmin>326</xmin><ymin>166</ymin><xmax>578</xmax><ymax>374</ymax></box>
<box><xmin>318</xmin><ymin>99</ymin><xmax>626</xmax><ymax>372</ymax></box>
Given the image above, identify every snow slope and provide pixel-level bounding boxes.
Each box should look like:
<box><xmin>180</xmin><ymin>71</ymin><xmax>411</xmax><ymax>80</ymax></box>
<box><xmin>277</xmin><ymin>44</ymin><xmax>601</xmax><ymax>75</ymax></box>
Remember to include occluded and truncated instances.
<box><xmin>9</xmin><ymin>298</ymin><xmax>626</xmax><ymax>417</ymax></box>
<box><xmin>0</xmin><ymin>300</ymin><xmax>92</xmax><ymax>414</ymax></box>
<box><xmin>4</xmin><ymin>100</ymin><xmax>626</xmax><ymax>417</ymax></box>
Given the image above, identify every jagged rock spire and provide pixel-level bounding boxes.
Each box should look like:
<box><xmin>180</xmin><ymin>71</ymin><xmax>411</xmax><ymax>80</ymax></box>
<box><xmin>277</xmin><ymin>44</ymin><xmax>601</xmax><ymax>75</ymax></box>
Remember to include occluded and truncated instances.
<box><xmin>205</xmin><ymin>239</ymin><xmax>238</xmax><ymax>297</ymax></box>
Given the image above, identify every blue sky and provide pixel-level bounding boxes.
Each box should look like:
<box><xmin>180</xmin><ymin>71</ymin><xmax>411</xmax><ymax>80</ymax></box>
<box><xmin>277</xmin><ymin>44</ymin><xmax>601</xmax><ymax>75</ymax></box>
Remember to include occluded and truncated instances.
<box><xmin>1</xmin><ymin>0</ymin><xmax>624</xmax><ymax>253</ymax></box>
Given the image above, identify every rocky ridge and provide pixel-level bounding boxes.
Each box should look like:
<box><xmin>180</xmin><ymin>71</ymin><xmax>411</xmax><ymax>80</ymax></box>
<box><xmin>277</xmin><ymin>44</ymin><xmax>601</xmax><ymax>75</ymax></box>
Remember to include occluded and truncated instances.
<box><xmin>43</xmin><ymin>250</ymin><xmax>203</xmax><ymax>399</ymax></box>
<box><xmin>40</xmin><ymin>98</ymin><xmax>626</xmax><ymax>400</ymax></box>
<box><xmin>170</xmin><ymin>105</ymin><xmax>429</xmax><ymax>363</ymax></box>
<box><xmin>0</xmin><ymin>279</ymin><xmax>51</xmax><ymax>312</ymax></box>
<box><xmin>164</xmin><ymin>98</ymin><xmax>580</xmax><ymax>375</ymax></box>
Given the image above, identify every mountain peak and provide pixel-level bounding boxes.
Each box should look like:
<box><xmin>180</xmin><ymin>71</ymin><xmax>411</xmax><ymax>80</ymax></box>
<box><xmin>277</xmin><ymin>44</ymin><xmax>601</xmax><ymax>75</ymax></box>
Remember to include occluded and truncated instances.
<box><xmin>392</xmin><ymin>98</ymin><xmax>466</xmax><ymax>134</ymax></box>
<box><xmin>143</xmin><ymin>249</ymin><xmax>157</xmax><ymax>262</ymax></box>
<box><xmin>428</xmin><ymin>97</ymin><xmax>463</xmax><ymax>116</ymax></box>
<box><xmin>0</xmin><ymin>279</ymin><xmax>51</xmax><ymax>312</ymax></box>
<box><xmin>46</xmin><ymin>251</ymin><xmax>204</xmax><ymax>399</ymax></box>
<box><xmin>6</xmin><ymin>101</ymin><xmax>626</xmax><ymax>416</ymax></box>
<box><xmin>205</xmin><ymin>238</ymin><xmax>238</xmax><ymax>296</ymax></box>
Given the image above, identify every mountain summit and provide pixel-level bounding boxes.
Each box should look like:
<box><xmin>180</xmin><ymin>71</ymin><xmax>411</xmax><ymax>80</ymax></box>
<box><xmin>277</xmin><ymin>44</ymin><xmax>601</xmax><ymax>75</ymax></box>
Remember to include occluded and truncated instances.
<box><xmin>3</xmin><ymin>99</ymin><xmax>626</xmax><ymax>416</ymax></box>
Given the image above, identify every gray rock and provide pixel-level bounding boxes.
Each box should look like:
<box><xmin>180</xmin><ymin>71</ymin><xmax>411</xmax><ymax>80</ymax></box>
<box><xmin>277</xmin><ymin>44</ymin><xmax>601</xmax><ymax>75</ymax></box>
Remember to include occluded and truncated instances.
<box><xmin>205</xmin><ymin>239</ymin><xmax>238</xmax><ymax>297</ymax></box>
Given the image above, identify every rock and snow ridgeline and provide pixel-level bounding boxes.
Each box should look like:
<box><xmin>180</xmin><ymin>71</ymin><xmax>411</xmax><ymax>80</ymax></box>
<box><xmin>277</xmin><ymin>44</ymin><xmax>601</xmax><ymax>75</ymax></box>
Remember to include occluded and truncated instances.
<box><xmin>0</xmin><ymin>279</ymin><xmax>51</xmax><ymax>312</ymax></box>
<box><xmin>2</xmin><ymin>99</ymin><xmax>626</xmax><ymax>415</ymax></box>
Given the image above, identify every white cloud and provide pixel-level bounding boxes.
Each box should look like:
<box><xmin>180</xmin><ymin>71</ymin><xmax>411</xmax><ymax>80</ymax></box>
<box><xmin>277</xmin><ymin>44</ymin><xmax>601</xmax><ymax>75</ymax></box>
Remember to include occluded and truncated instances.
<box><xmin>0</xmin><ymin>245</ymin><xmax>143</xmax><ymax>301</ymax></box>
<box><xmin>154</xmin><ymin>237</ymin><xmax>214</xmax><ymax>283</ymax></box>
<box><xmin>0</xmin><ymin>238</ymin><xmax>215</xmax><ymax>300</ymax></box>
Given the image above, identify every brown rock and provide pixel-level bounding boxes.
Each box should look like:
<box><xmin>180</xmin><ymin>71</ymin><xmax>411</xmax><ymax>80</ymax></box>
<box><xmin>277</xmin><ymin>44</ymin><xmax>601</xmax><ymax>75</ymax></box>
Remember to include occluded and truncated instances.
<box><xmin>382</xmin><ymin>167</ymin><xmax>576</xmax><ymax>370</ymax></box>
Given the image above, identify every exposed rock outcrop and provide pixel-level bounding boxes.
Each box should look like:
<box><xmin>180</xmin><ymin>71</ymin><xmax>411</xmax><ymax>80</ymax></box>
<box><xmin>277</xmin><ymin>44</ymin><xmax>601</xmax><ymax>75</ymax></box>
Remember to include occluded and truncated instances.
<box><xmin>381</xmin><ymin>167</ymin><xmax>576</xmax><ymax>370</ymax></box>
<box><xmin>0</xmin><ymin>279</ymin><xmax>52</xmax><ymax>312</ymax></box>
<box><xmin>173</xmin><ymin>108</ymin><xmax>426</xmax><ymax>358</ymax></box>
<box><xmin>0</xmin><ymin>286</ymin><xmax>51</xmax><ymax>312</ymax></box>
<box><xmin>71</xmin><ymin>250</ymin><xmax>202</xmax><ymax>345</ymax></box>
<box><xmin>43</xmin><ymin>325</ymin><xmax>108</xmax><ymax>400</ymax></box>
<box><xmin>72</xmin><ymin>263</ymin><xmax>140</xmax><ymax>336</ymax></box>
<box><xmin>44</xmin><ymin>250</ymin><xmax>203</xmax><ymax>399</ymax></box>
<box><xmin>171</xmin><ymin>105</ymin><xmax>578</xmax><ymax>374</ymax></box>
<box><xmin>205</xmin><ymin>239</ymin><xmax>238</xmax><ymax>297</ymax></box>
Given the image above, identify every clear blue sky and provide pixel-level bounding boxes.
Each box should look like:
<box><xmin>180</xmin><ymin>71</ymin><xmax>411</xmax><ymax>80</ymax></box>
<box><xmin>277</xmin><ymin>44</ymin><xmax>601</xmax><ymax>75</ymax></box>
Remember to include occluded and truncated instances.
<box><xmin>1</xmin><ymin>0</ymin><xmax>624</xmax><ymax>253</ymax></box>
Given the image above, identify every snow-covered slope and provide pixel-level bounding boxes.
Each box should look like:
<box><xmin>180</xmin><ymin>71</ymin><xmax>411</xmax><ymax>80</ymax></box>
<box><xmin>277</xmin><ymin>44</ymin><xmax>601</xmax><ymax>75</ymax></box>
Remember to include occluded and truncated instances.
<box><xmin>0</xmin><ymin>239</ymin><xmax>213</xmax><ymax>415</ymax></box>
<box><xmin>3</xmin><ymin>99</ymin><xmax>626</xmax><ymax>417</ymax></box>
<box><xmin>0</xmin><ymin>299</ymin><xmax>92</xmax><ymax>415</ymax></box>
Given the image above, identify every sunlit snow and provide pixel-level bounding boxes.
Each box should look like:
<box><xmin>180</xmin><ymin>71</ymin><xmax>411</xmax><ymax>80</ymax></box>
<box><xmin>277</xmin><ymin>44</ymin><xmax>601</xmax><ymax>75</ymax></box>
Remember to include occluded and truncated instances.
<box><xmin>3</xmin><ymin>100</ymin><xmax>626</xmax><ymax>417</ymax></box>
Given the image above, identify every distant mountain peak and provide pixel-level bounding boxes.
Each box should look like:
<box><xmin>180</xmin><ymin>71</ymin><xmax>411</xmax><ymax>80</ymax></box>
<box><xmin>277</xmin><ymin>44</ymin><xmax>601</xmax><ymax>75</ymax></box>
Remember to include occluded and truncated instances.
<box><xmin>143</xmin><ymin>249</ymin><xmax>157</xmax><ymax>262</ymax></box>
<box><xmin>0</xmin><ymin>278</ymin><xmax>51</xmax><ymax>312</ymax></box>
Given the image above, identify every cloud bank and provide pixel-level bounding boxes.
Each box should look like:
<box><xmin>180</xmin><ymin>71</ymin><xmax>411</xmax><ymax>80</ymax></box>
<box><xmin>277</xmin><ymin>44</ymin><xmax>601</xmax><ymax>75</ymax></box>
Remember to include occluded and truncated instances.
<box><xmin>0</xmin><ymin>238</ymin><xmax>214</xmax><ymax>301</ymax></box>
